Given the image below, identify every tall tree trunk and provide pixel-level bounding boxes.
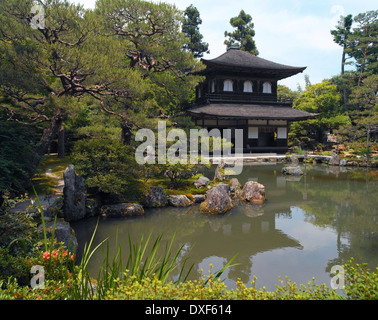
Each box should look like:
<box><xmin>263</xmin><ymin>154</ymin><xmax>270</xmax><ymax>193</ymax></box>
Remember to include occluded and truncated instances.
<box><xmin>58</xmin><ymin>125</ymin><xmax>65</xmax><ymax>158</ymax></box>
<box><xmin>32</xmin><ymin>108</ymin><xmax>64</xmax><ymax>169</ymax></box>
<box><xmin>341</xmin><ymin>48</ymin><xmax>349</xmax><ymax>111</ymax></box>
<box><xmin>121</xmin><ymin>120</ymin><xmax>133</xmax><ymax>145</ymax></box>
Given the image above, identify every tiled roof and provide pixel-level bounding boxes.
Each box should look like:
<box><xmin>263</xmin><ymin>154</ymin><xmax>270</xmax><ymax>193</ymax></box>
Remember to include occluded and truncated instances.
<box><xmin>187</xmin><ymin>103</ymin><xmax>318</xmax><ymax>121</ymax></box>
<box><xmin>201</xmin><ymin>49</ymin><xmax>306</xmax><ymax>79</ymax></box>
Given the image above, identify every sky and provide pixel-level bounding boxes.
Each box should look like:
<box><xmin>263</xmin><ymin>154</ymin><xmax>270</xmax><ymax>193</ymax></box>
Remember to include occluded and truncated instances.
<box><xmin>72</xmin><ymin>0</ymin><xmax>376</xmax><ymax>90</ymax></box>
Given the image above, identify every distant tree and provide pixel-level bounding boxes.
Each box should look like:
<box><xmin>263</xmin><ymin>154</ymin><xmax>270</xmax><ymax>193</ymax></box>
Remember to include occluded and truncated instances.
<box><xmin>277</xmin><ymin>85</ymin><xmax>300</xmax><ymax>103</ymax></box>
<box><xmin>224</xmin><ymin>10</ymin><xmax>259</xmax><ymax>55</ymax></box>
<box><xmin>345</xmin><ymin>10</ymin><xmax>378</xmax><ymax>86</ymax></box>
<box><xmin>331</xmin><ymin>14</ymin><xmax>354</xmax><ymax>75</ymax></box>
<box><xmin>291</xmin><ymin>81</ymin><xmax>349</xmax><ymax>149</ymax></box>
<box><xmin>182</xmin><ymin>4</ymin><xmax>209</xmax><ymax>58</ymax></box>
<box><xmin>335</xmin><ymin>74</ymin><xmax>378</xmax><ymax>163</ymax></box>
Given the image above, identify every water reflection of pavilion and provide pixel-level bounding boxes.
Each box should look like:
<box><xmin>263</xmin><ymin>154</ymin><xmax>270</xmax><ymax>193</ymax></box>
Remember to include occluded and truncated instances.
<box><xmin>185</xmin><ymin>206</ymin><xmax>303</xmax><ymax>284</ymax></box>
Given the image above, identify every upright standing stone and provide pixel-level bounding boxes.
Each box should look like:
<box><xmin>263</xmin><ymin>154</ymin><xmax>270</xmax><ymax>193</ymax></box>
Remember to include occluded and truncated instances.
<box><xmin>214</xmin><ymin>160</ymin><xmax>227</xmax><ymax>181</ymax></box>
<box><xmin>229</xmin><ymin>178</ymin><xmax>242</xmax><ymax>199</ymax></box>
<box><xmin>63</xmin><ymin>165</ymin><xmax>87</xmax><ymax>222</ymax></box>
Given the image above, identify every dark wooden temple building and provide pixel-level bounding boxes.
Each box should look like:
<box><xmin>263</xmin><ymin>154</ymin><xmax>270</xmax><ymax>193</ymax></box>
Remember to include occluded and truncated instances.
<box><xmin>187</xmin><ymin>48</ymin><xmax>317</xmax><ymax>153</ymax></box>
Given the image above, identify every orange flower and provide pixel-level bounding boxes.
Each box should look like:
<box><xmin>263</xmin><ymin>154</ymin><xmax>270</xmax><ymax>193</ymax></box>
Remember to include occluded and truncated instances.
<box><xmin>62</xmin><ymin>250</ymin><xmax>68</xmax><ymax>257</ymax></box>
<box><xmin>52</xmin><ymin>250</ymin><xmax>59</xmax><ymax>258</ymax></box>
<box><xmin>43</xmin><ymin>251</ymin><xmax>50</xmax><ymax>259</ymax></box>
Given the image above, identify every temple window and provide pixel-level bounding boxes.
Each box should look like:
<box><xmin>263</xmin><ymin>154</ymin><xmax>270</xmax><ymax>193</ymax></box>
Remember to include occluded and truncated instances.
<box><xmin>211</xmin><ymin>80</ymin><xmax>216</xmax><ymax>93</ymax></box>
<box><xmin>243</xmin><ymin>81</ymin><xmax>253</xmax><ymax>93</ymax></box>
<box><xmin>263</xmin><ymin>82</ymin><xmax>272</xmax><ymax>94</ymax></box>
<box><xmin>223</xmin><ymin>79</ymin><xmax>233</xmax><ymax>92</ymax></box>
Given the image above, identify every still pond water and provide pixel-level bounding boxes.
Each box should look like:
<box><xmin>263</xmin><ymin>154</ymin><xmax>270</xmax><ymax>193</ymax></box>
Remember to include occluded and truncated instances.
<box><xmin>72</xmin><ymin>164</ymin><xmax>378</xmax><ymax>291</ymax></box>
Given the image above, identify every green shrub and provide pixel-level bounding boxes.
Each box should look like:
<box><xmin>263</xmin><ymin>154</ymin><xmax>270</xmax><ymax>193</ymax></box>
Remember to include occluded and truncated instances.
<box><xmin>0</xmin><ymin>210</ymin><xmax>41</xmax><ymax>256</ymax></box>
<box><xmin>71</xmin><ymin>138</ymin><xmax>145</xmax><ymax>201</ymax></box>
<box><xmin>0</xmin><ymin>121</ymin><xmax>38</xmax><ymax>196</ymax></box>
<box><xmin>0</xmin><ymin>247</ymin><xmax>31</xmax><ymax>287</ymax></box>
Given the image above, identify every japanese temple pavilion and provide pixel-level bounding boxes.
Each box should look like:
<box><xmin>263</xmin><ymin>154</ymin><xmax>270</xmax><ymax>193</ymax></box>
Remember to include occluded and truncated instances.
<box><xmin>186</xmin><ymin>48</ymin><xmax>317</xmax><ymax>154</ymax></box>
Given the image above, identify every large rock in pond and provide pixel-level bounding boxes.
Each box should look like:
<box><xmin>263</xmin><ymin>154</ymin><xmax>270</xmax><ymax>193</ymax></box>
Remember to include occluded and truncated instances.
<box><xmin>194</xmin><ymin>176</ymin><xmax>210</xmax><ymax>189</ymax></box>
<box><xmin>143</xmin><ymin>186</ymin><xmax>168</xmax><ymax>208</ymax></box>
<box><xmin>63</xmin><ymin>165</ymin><xmax>87</xmax><ymax>222</ymax></box>
<box><xmin>168</xmin><ymin>195</ymin><xmax>194</xmax><ymax>207</ymax></box>
<box><xmin>240</xmin><ymin>181</ymin><xmax>266</xmax><ymax>205</ymax></box>
<box><xmin>200</xmin><ymin>185</ymin><xmax>233</xmax><ymax>215</ymax></box>
<box><xmin>101</xmin><ymin>203</ymin><xmax>144</xmax><ymax>218</ymax></box>
<box><xmin>281</xmin><ymin>166</ymin><xmax>303</xmax><ymax>176</ymax></box>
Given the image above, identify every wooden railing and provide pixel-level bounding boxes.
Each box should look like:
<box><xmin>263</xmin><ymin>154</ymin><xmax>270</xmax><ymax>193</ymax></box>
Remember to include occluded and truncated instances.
<box><xmin>198</xmin><ymin>93</ymin><xmax>294</xmax><ymax>105</ymax></box>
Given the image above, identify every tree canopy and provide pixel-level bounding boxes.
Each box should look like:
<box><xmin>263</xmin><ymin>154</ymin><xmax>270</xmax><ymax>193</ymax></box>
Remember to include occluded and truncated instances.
<box><xmin>182</xmin><ymin>4</ymin><xmax>209</xmax><ymax>58</ymax></box>
<box><xmin>0</xmin><ymin>0</ymin><xmax>204</xmax><ymax>196</ymax></box>
<box><xmin>224</xmin><ymin>10</ymin><xmax>258</xmax><ymax>55</ymax></box>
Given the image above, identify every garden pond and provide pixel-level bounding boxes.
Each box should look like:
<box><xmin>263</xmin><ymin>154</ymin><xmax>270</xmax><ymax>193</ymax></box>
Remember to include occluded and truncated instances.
<box><xmin>72</xmin><ymin>163</ymin><xmax>378</xmax><ymax>291</ymax></box>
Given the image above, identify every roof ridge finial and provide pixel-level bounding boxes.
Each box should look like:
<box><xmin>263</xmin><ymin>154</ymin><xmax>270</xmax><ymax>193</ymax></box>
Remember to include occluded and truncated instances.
<box><xmin>227</xmin><ymin>44</ymin><xmax>241</xmax><ymax>51</ymax></box>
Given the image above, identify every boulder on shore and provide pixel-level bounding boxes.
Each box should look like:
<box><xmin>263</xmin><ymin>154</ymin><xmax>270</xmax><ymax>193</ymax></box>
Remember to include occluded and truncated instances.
<box><xmin>168</xmin><ymin>195</ymin><xmax>194</xmax><ymax>207</ymax></box>
<box><xmin>101</xmin><ymin>203</ymin><xmax>144</xmax><ymax>218</ymax></box>
<box><xmin>38</xmin><ymin>220</ymin><xmax>78</xmax><ymax>254</ymax></box>
<box><xmin>240</xmin><ymin>181</ymin><xmax>266</xmax><ymax>205</ymax></box>
<box><xmin>63</xmin><ymin>165</ymin><xmax>87</xmax><ymax>222</ymax></box>
<box><xmin>194</xmin><ymin>176</ymin><xmax>210</xmax><ymax>189</ymax></box>
<box><xmin>329</xmin><ymin>154</ymin><xmax>340</xmax><ymax>166</ymax></box>
<box><xmin>281</xmin><ymin>166</ymin><xmax>303</xmax><ymax>176</ymax></box>
<box><xmin>200</xmin><ymin>185</ymin><xmax>233</xmax><ymax>215</ymax></box>
<box><xmin>143</xmin><ymin>186</ymin><xmax>168</xmax><ymax>208</ymax></box>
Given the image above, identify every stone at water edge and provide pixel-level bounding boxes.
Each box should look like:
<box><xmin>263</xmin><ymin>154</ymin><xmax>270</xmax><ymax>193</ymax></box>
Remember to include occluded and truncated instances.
<box><xmin>168</xmin><ymin>195</ymin><xmax>194</xmax><ymax>207</ymax></box>
<box><xmin>63</xmin><ymin>164</ymin><xmax>87</xmax><ymax>222</ymax></box>
<box><xmin>229</xmin><ymin>178</ymin><xmax>242</xmax><ymax>199</ymax></box>
<box><xmin>199</xmin><ymin>185</ymin><xmax>234</xmax><ymax>215</ymax></box>
<box><xmin>100</xmin><ymin>203</ymin><xmax>144</xmax><ymax>218</ymax></box>
<box><xmin>143</xmin><ymin>186</ymin><xmax>168</xmax><ymax>208</ymax></box>
<box><xmin>329</xmin><ymin>154</ymin><xmax>340</xmax><ymax>166</ymax></box>
<box><xmin>38</xmin><ymin>220</ymin><xmax>78</xmax><ymax>254</ymax></box>
<box><xmin>240</xmin><ymin>181</ymin><xmax>266</xmax><ymax>205</ymax></box>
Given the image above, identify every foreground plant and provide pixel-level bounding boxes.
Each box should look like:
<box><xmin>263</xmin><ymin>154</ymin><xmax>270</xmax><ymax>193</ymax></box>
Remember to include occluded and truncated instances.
<box><xmin>1</xmin><ymin>192</ymin><xmax>376</xmax><ymax>300</ymax></box>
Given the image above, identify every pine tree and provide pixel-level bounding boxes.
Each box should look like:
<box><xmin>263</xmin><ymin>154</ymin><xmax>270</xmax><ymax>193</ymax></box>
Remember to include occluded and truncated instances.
<box><xmin>224</xmin><ymin>10</ymin><xmax>259</xmax><ymax>55</ymax></box>
<box><xmin>331</xmin><ymin>14</ymin><xmax>354</xmax><ymax>75</ymax></box>
<box><xmin>182</xmin><ymin>4</ymin><xmax>209</xmax><ymax>58</ymax></box>
<box><xmin>345</xmin><ymin>10</ymin><xmax>378</xmax><ymax>86</ymax></box>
